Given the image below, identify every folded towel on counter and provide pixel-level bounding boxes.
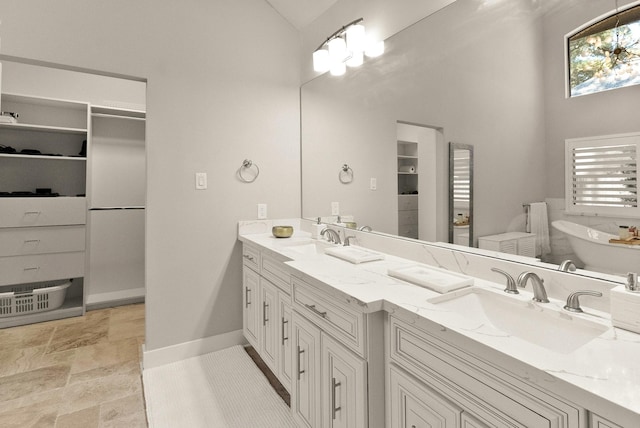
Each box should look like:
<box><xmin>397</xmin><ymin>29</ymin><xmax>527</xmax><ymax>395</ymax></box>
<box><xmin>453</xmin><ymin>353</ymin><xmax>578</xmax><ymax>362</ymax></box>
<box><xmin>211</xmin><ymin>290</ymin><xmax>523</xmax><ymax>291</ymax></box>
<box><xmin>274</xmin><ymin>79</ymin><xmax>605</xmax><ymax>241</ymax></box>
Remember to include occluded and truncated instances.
<box><xmin>529</xmin><ymin>202</ymin><xmax>551</xmax><ymax>257</ymax></box>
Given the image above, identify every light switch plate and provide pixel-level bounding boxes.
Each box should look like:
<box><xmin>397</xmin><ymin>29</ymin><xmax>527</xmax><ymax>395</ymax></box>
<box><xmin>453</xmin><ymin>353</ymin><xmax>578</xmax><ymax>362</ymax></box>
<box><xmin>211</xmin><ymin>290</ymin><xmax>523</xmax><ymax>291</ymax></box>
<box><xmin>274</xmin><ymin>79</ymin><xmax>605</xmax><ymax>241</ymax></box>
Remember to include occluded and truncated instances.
<box><xmin>331</xmin><ymin>201</ymin><xmax>340</xmax><ymax>216</ymax></box>
<box><xmin>195</xmin><ymin>172</ymin><xmax>207</xmax><ymax>190</ymax></box>
<box><xmin>257</xmin><ymin>203</ymin><xmax>267</xmax><ymax>219</ymax></box>
<box><xmin>370</xmin><ymin>178</ymin><xmax>377</xmax><ymax>190</ymax></box>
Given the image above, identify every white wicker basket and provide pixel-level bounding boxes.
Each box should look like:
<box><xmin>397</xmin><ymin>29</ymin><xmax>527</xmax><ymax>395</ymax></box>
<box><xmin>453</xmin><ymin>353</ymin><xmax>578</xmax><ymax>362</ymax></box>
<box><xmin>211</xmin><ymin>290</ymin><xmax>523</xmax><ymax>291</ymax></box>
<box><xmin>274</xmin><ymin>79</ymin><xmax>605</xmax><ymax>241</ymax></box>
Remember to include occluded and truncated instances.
<box><xmin>0</xmin><ymin>280</ymin><xmax>72</xmax><ymax>317</ymax></box>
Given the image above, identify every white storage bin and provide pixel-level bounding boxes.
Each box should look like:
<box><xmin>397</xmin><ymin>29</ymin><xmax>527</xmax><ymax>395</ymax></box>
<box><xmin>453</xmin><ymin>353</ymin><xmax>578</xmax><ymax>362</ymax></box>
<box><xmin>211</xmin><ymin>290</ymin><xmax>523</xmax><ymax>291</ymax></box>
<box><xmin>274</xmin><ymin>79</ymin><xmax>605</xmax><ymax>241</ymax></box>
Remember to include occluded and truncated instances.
<box><xmin>0</xmin><ymin>279</ymin><xmax>71</xmax><ymax>317</ymax></box>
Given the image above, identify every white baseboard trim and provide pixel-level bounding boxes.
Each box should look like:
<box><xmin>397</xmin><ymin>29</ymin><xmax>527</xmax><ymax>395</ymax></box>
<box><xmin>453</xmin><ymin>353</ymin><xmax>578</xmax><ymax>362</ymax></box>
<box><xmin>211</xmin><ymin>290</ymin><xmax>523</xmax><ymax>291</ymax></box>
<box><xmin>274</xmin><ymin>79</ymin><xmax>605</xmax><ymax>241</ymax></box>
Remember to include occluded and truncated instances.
<box><xmin>86</xmin><ymin>287</ymin><xmax>145</xmax><ymax>310</ymax></box>
<box><xmin>142</xmin><ymin>329</ymin><xmax>247</xmax><ymax>369</ymax></box>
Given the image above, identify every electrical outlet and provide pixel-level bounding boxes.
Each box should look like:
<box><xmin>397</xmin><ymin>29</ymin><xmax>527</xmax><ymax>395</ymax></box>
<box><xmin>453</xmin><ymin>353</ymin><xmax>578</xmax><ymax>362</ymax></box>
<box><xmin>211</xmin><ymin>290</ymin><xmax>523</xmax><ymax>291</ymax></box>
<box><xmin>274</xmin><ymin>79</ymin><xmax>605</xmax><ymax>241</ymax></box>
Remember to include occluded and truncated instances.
<box><xmin>331</xmin><ymin>201</ymin><xmax>340</xmax><ymax>216</ymax></box>
<box><xmin>370</xmin><ymin>177</ymin><xmax>377</xmax><ymax>190</ymax></box>
<box><xmin>195</xmin><ymin>172</ymin><xmax>207</xmax><ymax>190</ymax></box>
<box><xmin>257</xmin><ymin>203</ymin><xmax>267</xmax><ymax>219</ymax></box>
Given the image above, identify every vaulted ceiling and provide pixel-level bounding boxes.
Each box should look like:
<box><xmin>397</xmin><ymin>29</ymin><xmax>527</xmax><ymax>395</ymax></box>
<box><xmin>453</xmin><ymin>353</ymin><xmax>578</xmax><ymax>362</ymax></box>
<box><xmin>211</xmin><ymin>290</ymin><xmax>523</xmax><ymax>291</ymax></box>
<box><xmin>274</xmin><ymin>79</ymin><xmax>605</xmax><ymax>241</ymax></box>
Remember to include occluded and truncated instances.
<box><xmin>264</xmin><ymin>0</ymin><xmax>337</xmax><ymax>29</ymax></box>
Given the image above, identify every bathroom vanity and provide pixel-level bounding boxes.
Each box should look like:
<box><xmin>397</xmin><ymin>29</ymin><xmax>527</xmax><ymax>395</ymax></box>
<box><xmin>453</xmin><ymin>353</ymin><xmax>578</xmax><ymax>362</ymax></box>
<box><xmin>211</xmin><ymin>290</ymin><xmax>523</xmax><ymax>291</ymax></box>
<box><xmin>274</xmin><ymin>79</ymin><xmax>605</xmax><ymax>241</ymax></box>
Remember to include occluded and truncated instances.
<box><xmin>238</xmin><ymin>219</ymin><xmax>640</xmax><ymax>428</ymax></box>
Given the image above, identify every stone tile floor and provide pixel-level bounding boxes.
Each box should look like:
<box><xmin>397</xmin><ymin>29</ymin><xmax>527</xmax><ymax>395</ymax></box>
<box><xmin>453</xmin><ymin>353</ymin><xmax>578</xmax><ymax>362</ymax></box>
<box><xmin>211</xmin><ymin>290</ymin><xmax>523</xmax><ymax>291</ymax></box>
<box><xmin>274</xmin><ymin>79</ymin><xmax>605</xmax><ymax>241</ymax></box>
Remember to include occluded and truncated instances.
<box><xmin>0</xmin><ymin>303</ymin><xmax>146</xmax><ymax>427</ymax></box>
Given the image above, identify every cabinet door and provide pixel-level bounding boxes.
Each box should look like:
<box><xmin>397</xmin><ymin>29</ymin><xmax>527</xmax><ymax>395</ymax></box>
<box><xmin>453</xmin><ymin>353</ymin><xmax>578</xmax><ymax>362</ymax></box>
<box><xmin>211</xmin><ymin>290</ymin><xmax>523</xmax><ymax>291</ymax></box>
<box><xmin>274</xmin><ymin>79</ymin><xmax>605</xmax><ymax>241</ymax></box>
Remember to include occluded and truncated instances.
<box><xmin>242</xmin><ymin>265</ymin><xmax>260</xmax><ymax>350</ymax></box>
<box><xmin>292</xmin><ymin>312</ymin><xmax>321</xmax><ymax>428</ymax></box>
<box><xmin>461</xmin><ymin>412</ymin><xmax>490</xmax><ymax>428</ymax></box>
<box><xmin>278</xmin><ymin>293</ymin><xmax>293</xmax><ymax>392</ymax></box>
<box><xmin>322</xmin><ymin>333</ymin><xmax>367</xmax><ymax>428</ymax></box>
<box><xmin>260</xmin><ymin>278</ymin><xmax>278</xmax><ymax>373</ymax></box>
<box><xmin>389</xmin><ymin>366</ymin><xmax>460</xmax><ymax>428</ymax></box>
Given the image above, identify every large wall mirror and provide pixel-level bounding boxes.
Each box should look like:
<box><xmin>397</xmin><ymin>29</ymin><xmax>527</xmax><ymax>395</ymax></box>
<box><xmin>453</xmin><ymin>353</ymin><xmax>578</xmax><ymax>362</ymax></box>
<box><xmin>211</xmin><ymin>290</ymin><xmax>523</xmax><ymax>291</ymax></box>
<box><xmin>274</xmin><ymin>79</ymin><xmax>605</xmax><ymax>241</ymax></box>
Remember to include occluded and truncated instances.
<box><xmin>301</xmin><ymin>0</ymin><xmax>640</xmax><ymax>284</ymax></box>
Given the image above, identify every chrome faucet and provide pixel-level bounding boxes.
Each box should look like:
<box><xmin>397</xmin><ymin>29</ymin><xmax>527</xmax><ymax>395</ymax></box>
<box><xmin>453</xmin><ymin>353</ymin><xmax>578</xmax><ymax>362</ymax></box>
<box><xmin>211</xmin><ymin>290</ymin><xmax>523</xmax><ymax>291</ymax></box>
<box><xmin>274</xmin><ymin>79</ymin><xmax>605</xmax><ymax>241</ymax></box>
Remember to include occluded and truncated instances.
<box><xmin>491</xmin><ymin>268</ymin><xmax>518</xmax><ymax>294</ymax></box>
<box><xmin>558</xmin><ymin>260</ymin><xmax>577</xmax><ymax>272</ymax></box>
<box><xmin>320</xmin><ymin>228</ymin><xmax>342</xmax><ymax>245</ymax></box>
<box><xmin>517</xmin><ymin>272</ymin><xmax>550</xmax><ymax>303</ymax></box>
<box><xmin>358</xmin><ymin>225</ymin><xmax>372</xmax><ymax>232</ymax></box>
<box><xmin>563</xmin><ymin>290</ymin><xmax>602</xmax><ymax>313</ymax></box>
<box><xmin>343</xmin><ymin>235</ymin><xmax>356</xmax><ymax>246</ymax></box>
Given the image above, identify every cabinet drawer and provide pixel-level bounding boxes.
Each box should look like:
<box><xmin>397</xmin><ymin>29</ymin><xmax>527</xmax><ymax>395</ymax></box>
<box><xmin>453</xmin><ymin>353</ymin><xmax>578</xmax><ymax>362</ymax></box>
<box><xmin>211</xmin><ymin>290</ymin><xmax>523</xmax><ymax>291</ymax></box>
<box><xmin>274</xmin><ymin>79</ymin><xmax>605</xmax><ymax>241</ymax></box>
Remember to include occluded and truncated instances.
<box><xmin>0</xmin><ymin>197</ymin><xmax>86</xmax><ymax>227</ymax></box>
<box><xmin>293</xmin><ymin>277</ymin><xmax>366</xmax><ymax>358</ymax></box>
<box><xmin>242</xmin><ymin>244</ymin><xmax>260</xmax><ymax>272</ymax></box>
<box><xmin>261</xmin><ymin>252</ymin><xmax>291</xmax><ymax>294</ymax></box>
<box><xmin>398</xmin><ymin>224</ymin><xmax>418</xmax><ymax>239</ymax></box>
<box><xmin>0</xmin><ymin>252</ymin><xmax>85</xmax><ymax>286</ymax></box>
<box><xmin>389</xmin><ymin>316</ymin><xmax>581</xmax><ymax>428</ymax></box>
<box><xmin>398</xmin><ymin>195</ymin><xmax>418</xmax><ymax>211</ymax></box>
<box><xmin>398</xmin><ymin>210</ymin><xmax>418</xmax><ymax>226</ymax></box>
<box><xmin>0</xmin><ymin>226</ymin><xmax>85</xmax><ymax>256</ymax></box>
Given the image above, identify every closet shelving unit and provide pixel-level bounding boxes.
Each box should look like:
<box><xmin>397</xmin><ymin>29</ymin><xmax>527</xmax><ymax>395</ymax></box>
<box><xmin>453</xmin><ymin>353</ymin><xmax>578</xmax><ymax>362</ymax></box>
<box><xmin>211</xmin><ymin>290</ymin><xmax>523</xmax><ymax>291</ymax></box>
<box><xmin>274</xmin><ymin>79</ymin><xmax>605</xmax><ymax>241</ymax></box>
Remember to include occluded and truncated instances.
<box><xmin>0</xmin><ymin>93</ymin><xmax>89</xmax><ymax>327</ymax></box>
<box><xmin>85</xmin><ymin>104</ymin><xmax>146</xmax><ymax>309</ymax></box>
<box><xmin>397</xmin><ymin>140</ymin><xmax>419</xmax><ymax>239</ymax></box>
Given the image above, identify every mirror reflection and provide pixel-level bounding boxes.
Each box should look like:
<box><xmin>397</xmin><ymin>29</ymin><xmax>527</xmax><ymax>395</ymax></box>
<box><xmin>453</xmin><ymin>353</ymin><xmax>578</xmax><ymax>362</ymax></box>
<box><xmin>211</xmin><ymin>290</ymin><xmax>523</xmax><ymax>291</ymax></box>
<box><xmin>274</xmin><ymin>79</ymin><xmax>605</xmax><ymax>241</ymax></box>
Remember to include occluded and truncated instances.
<box><xmin>301</xmin><ymin>0</ymin><xmax>640</xmax><ymax>281</ymax></box>
<box><xmin>449</xmin><ymin>143</ymin><xmax>473</xmax><ymax>247</ymax></box>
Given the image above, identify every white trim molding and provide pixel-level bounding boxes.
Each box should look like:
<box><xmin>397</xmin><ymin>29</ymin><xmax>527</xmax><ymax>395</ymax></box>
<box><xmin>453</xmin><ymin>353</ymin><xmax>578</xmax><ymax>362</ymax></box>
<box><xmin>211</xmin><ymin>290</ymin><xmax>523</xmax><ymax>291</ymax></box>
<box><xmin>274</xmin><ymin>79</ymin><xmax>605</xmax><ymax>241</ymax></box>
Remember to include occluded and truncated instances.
<box><xmin>142</xmin><ymin>329</ymin><xmax>247</xmax><ymax>369</ymax></box>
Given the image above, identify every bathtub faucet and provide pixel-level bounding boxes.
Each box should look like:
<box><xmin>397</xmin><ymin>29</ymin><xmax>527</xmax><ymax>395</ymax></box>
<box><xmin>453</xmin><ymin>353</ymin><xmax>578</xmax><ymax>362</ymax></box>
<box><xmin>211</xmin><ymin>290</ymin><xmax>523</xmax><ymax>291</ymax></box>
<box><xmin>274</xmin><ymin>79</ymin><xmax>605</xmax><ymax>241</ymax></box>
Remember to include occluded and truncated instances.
<box><xmin>558</xmin><ymin>260</ymin><xmax>577</xmax><ymax>272</ymax></box>
<box><xmin>517</xmin><ymin>271</ymin><xmax>550</xmax><ymax>303</ymax></box>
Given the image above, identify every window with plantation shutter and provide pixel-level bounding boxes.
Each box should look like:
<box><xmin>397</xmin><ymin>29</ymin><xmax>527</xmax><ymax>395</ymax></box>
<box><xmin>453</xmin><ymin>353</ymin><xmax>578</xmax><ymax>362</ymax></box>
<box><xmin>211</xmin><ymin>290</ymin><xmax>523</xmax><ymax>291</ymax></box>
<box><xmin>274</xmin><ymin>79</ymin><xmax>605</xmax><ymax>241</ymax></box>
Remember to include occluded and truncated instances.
<box><xmin>566</xmin><ymin>133</ymin><xmax>640</xmax><ymax>217</ymax></box>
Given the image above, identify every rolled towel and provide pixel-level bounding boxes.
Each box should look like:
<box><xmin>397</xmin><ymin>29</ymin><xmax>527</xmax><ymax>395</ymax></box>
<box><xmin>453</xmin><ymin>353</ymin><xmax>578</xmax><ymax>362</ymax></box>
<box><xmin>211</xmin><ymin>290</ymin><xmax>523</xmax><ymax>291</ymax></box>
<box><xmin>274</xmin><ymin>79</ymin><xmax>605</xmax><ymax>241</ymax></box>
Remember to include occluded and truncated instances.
<box><xmin>399</xmin><ymin>165</ymin><xmax>416</xmax><ymax>173</ymax></box>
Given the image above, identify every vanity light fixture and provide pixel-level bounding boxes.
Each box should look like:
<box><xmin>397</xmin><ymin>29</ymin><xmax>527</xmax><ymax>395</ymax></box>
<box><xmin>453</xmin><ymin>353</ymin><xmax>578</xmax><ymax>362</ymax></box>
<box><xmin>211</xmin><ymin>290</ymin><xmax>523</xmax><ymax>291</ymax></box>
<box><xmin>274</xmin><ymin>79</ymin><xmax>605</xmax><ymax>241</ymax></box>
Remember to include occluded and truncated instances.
<box><xmin>312</xmin><ymin>18</ymin><xmax>384</xmax><ymax>76</ymax></box>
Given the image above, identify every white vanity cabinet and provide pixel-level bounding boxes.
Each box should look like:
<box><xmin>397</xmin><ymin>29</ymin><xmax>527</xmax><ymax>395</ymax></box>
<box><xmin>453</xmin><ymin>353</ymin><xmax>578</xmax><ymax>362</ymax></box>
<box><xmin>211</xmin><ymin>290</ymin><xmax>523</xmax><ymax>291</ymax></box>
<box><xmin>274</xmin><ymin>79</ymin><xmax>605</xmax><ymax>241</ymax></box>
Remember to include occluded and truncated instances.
<box><xmin>387</xmin><ymin>314</ymin><xmax>585</xmax><ymax>428</ymax></box>
<box><xmin>291</xmin><ymin>275</ymin><xmax>385</xmax><ymax>428</ymax></box>
<box><xmin>241</xmin><ymin>243</ymin><xmax>294</xmax><ymax>392</ymax></box>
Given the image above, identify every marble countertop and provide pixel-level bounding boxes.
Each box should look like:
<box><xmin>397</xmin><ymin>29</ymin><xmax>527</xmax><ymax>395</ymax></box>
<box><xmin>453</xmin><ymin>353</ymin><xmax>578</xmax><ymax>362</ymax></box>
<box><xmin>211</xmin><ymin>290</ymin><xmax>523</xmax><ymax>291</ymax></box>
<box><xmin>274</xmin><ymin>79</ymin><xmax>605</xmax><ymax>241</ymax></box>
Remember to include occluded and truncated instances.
<box><xmin>239</xmin><ymin>230</ymin><xmax>640</xmax><ymax>421</ymax></box>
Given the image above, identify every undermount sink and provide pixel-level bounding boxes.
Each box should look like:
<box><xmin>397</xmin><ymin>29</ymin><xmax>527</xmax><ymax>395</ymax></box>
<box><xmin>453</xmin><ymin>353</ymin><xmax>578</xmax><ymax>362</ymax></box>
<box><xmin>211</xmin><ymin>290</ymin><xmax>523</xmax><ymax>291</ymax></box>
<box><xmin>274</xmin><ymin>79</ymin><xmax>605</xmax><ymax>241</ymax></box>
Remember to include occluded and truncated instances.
<box><xmin>324</xmin><ymin>246</ymin><xmax>385</xmax><ymax>264</ymax></box>
<box><xmin>277</xmin><ymin>239</ymin><xmax>332</xmax><ymax>256</ymax></box>
<box><xmin>427</xmin><ymin>288</ymin><xmax>609</xmax><ymax>354</ymax></box>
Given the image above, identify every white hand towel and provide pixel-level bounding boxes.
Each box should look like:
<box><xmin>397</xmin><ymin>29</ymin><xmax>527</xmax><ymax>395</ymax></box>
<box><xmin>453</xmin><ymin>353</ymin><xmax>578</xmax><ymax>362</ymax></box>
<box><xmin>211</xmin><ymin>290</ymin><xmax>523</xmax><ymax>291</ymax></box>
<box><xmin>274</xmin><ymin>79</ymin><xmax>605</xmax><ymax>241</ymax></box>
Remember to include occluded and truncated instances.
<box><xmin>529</xmin><ymin>202</ymin><xmax>551</xmax><ymax>257</ymax></box>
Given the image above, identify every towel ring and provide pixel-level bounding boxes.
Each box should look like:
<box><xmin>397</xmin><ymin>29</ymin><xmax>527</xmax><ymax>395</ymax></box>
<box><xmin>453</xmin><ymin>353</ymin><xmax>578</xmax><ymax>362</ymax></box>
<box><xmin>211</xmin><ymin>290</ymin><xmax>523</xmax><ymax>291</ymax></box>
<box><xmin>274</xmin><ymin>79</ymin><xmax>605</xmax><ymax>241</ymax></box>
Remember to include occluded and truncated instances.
<box><xmin>339</xmin><ymin>164</ymin><xmax>353</xmax><ymax>184</ymax></box>
<box><xmin>238</xmin><ymin>159</ymin><xmax>260</xmax><ymax>183</ymax></box>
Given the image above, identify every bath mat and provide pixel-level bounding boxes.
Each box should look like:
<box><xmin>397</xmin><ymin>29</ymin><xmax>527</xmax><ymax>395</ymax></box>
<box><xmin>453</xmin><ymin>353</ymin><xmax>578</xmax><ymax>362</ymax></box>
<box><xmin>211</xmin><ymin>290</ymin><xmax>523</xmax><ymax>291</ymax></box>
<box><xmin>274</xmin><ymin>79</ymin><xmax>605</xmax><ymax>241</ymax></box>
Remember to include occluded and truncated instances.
<box><xmin>143</xmin><ymin>345</ymin><xmax>297</xmax><ymax>428</ymax></box>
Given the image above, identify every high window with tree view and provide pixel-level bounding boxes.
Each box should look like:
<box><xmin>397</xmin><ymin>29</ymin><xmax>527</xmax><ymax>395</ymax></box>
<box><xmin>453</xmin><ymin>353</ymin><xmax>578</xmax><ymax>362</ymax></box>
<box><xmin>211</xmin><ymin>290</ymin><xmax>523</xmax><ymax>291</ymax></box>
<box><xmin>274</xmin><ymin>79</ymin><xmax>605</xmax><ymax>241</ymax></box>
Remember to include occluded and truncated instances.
<box><xmin>569</xmin><ymin>3</ymin><xmax>640</xmax><ymax>97</ymax></box>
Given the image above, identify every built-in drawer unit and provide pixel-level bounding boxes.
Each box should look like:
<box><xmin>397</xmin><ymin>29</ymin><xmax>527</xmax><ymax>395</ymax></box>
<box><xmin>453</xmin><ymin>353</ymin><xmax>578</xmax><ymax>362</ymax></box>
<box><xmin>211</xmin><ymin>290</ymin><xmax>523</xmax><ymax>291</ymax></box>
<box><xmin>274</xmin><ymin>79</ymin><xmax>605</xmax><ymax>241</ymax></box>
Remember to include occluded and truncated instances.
<box><xmin>388</xmin><ymin>315</ymin><xmax>584</xmax><ymax>428</ymax></box>
<box><xmin>293</xmin><ymin>277</ymin><xmax>366</xmax><ymax>358</ymax></box>
<box><xmin>242</xmin><ymin>243</ymin><xmax>260</xmax><ymax>272</ymax></box>
<box><xmin>0</xmin><ymin>197</ymin><xmax>86</xmax><ymax>228</ymax></box>
<box><xmin>260</xmin><ymin>251</ymin><xmax>292</xmax><ymax>294</ymax></box>
<box><xmin>0</xmin><ymin>225</ymin><xmax>85</xmax><ymax>257</ymax></box>
<box><xmin>0</xmin><ymin>252</ymin><xmax>85</xmax><ymax>286</ymax></box>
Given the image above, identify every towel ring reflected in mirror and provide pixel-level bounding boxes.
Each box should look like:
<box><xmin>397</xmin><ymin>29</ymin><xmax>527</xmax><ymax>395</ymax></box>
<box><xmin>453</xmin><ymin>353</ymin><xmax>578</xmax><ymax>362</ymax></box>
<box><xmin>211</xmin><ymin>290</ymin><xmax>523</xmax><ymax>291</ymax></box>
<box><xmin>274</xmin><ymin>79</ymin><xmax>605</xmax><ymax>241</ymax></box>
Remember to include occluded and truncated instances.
<box><xmin>339</xmin><ymin>164</ymin><xmax>353</xmax><ymax>184</ymax></box>
<box><xmin>238</xmin><ymin>159</ymin><xmax>260</xmax><ymax>183</ymax></box>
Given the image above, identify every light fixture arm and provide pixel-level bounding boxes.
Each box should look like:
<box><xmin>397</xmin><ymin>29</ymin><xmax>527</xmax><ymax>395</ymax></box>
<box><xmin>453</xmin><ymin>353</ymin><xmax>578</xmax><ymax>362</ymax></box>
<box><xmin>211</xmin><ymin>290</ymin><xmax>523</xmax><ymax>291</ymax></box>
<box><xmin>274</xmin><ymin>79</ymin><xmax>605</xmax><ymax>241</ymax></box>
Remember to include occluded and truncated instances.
<box><xmin>314</xmin><ymin>18</ymin><xmax>364</xmax><ymax>52</ymax></box>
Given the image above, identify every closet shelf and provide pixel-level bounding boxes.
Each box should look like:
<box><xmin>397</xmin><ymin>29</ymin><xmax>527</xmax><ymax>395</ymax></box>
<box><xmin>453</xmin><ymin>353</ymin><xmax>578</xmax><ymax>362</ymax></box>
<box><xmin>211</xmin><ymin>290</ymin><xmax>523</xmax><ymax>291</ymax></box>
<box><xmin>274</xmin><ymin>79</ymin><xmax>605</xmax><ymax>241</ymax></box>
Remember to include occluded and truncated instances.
<box><xmin>0</xmin><ymin>153</ymin><xmax>86</xmax><ymax>161</ymax></box>
<box><xmin>0</xmin><ymin>122</ymin><xmax>87</xmax><ymax>135</ymax></box>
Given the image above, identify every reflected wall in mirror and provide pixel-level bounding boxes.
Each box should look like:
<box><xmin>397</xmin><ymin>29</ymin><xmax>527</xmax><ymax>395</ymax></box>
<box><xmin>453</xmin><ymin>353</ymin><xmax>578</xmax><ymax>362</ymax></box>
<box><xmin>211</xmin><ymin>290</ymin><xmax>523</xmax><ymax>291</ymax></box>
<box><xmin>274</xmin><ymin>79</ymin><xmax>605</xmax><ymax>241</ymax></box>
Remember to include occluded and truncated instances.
<box><xmin>449</xmin><ymin>143</ymin><xmax>473</xmax><ymax>248</ymax></box>
<box><xmin>301</xmin><ymin>0</ymin><xmax>640</xmax><ymax>281</ymax></box>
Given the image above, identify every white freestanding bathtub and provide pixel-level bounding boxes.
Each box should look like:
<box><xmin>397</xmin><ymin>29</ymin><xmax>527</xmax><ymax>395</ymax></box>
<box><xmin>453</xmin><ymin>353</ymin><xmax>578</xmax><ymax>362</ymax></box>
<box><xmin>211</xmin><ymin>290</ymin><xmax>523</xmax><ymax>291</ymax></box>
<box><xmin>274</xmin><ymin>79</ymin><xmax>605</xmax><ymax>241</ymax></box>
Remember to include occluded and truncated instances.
<box><xmin>552</xmin><ymin>220</ymin><xmax>640</xmax><ymax>275</ymax></box>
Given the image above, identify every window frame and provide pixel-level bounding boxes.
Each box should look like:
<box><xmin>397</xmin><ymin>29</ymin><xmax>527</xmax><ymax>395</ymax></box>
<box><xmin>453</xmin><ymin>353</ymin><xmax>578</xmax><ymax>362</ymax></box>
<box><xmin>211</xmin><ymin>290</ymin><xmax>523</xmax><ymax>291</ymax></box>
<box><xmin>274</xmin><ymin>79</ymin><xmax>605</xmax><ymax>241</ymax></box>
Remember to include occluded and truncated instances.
<box><xmin>564</xmin><ymin>0</ymin><xmax>640</xmax><ymax>98</ymax></box>
<box><xmin>565</xmin><ymin>132</ymin><xmax>640</xmax><ymax>218</ymax></box>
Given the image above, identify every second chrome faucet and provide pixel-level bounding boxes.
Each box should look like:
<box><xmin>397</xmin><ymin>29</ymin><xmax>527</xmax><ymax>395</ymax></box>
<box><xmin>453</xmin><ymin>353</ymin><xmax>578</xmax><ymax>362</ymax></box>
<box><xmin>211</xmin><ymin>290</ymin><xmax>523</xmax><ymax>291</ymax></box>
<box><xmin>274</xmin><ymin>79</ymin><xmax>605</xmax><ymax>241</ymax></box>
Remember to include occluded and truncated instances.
<box><xmin>491</xmin><ymin>268</ymin><xmax>550</xmax><ymax>303</ymax></box>
<box><xmin>517</xmin><ymin>271</ymin><xmax>550</xmax><ymax>303</ymax></box>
